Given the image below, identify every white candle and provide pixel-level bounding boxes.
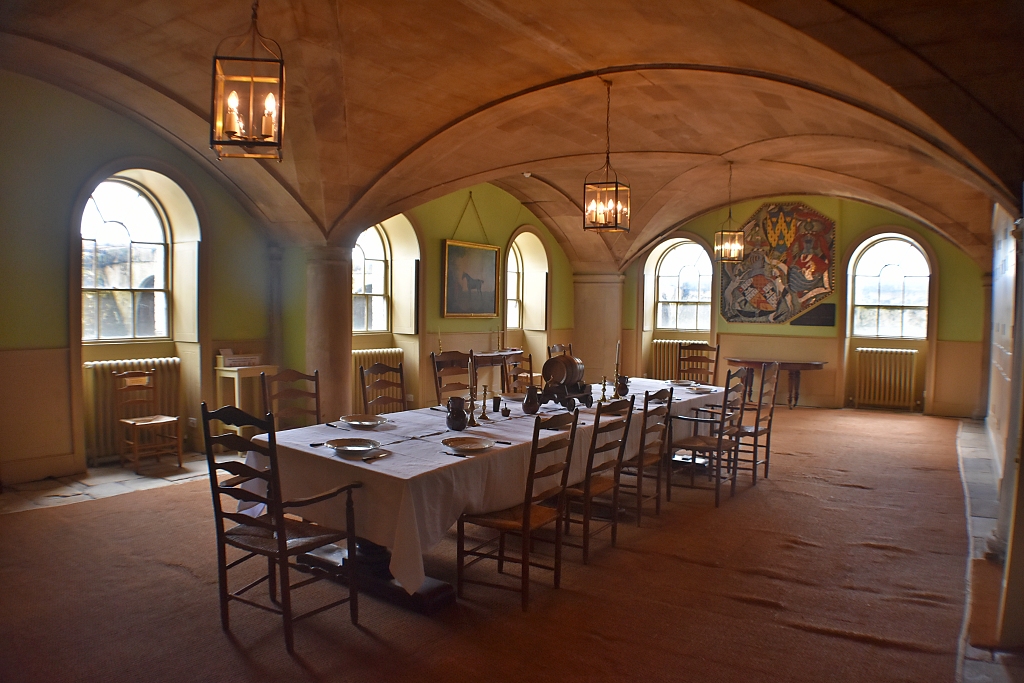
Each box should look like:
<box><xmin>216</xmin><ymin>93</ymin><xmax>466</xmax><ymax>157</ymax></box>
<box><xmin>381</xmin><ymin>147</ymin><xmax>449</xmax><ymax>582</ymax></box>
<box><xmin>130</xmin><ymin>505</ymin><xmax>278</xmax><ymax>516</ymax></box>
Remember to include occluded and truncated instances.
<box><xmin>615</xmin><ymin>340</ymin><xmax>621</xmax><ymax>366</ymax></box>
<box><xmin>262</xmin><ymin>92</ymin><xmax>276</xmax><ymax>138</ymax></box>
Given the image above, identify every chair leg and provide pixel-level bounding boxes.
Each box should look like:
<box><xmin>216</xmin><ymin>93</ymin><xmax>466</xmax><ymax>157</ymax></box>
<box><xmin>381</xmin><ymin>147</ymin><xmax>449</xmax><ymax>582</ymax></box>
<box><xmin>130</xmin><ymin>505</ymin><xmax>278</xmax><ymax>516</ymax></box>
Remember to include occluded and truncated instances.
<box><xmin>175</xmin><ymin>419</ymin><xmax>184</xmax><ymax>468</ymax></box>
<box><xmin>268</xmin><ymin>556</ymin><xmax>278</xmax><ymax>603</ymax></box>
<box><xmin>554</xmin><ymin>499</ymin><xmax>563</xmax><ymax>588</ymax></box>
<box><xmin>582</xmin><ymin>495</ymin><xmax>592</xmax><ymax>564</ymax></box>
<box><xmin>763</xmin><ymin>431</ymin><xmax>773</xmax><ymax>479</ymax></box>
<box><xmin>713</xmin><ymin>450</ymin><xmax>721</xmax><ymax>508</ymax></box>
<box><xmin>751</xmin><ymin>433</ymin><xmax>760</xmax><ymax>485</ymax></box>
<box><xmin>635</xmin><ymin>466</ymin><xmax>643</xmax><ymax>527</ymax></box>
<box><xmin>655</xmin><ymin>459</ymin><xmax>662</xmax><ymax>515</ymax></box>
<box><xmin>456</xmin><ymin>518</ymin><xmax>465</xmax><ymax>598</ymax></box>
<box><xmin>217</xmin><ymin>541</ymin><xmax>230</xmax><ymax>631</ymax></box>
<box><xmin>279</xmin><ymin>557</ymin><xmax>294</xmax><ymax>653</ymax></box>
<box><xmin>610</xmin><ymin>479</ymin><xmax>620</xmax><ymax>546</ymax></box>
<box><xmin>498</xmin><ymin>531</ymin><xmax>506</xmax><ymax>574</ymax></box>
<box><xmin>132</xmin><ymin>426</ymin><xmax>141</xmax><ymax>474</ymax></box>
<box><xmin>346</xmin><ymin>495</ymin><xmax>359</xmax><ymax>625</ymax></box>
<box><xmin>665</xmin><ymin>448</ymin><xmax>674</xmax><ymax>501</ymax></box>
<box><xmin>729</xmin><ymin>445</ymin><xmax>739</xmax><ymax>498</ymax></box>
<box><xmin>521</xmin><ymin>529</ymin><xmax>530</xmax><ymax>612</ymax></box>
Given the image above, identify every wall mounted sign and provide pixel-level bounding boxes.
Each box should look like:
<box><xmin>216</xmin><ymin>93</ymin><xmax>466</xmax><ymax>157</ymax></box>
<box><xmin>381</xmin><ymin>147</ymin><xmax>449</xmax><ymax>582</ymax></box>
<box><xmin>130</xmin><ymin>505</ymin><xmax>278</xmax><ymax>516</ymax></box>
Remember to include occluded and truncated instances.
<box><xmin>721</xmin><ymin>202</ymin><xmax>835</xmax><ymax>324</ymax></box>
<box><xmin>444</xmin><ymin>240</ymin><xmax>499</xmax><ymax>318</ymax></box>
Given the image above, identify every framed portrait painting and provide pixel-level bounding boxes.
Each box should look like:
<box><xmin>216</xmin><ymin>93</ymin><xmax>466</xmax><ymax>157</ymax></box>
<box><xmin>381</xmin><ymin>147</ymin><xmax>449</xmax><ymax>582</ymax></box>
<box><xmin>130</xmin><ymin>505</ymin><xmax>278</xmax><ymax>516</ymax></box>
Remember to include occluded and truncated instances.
<box><xmin>443</xmin><ymin>240</ymin><xmax>499</xmax><ymax>318</ymax></box>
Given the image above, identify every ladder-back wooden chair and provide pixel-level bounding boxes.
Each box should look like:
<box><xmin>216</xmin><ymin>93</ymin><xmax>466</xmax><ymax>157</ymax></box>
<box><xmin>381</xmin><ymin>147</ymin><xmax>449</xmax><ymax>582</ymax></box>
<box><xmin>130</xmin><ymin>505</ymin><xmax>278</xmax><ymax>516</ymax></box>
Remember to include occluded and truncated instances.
<box><xmin>201</xmin><ymin>403</ymin><xmax>361</xmax><ymax>653</ymax></box>
<box><xmin>563</xmin><ymin>396</ymin><xmax>634</xmax><ymax>563</ymax></box>
<box><xmin>114</xmin><ymin>369</ymin><xmax>182</xmax><ymax>473</ymax></box>
<box><xmin>735</xmin><ymin>362</ymin><xmax>780</xmax><ymax>484</ymax></box>
<box><xmin>669</xmin><ymin>367</ymin><xmax>749</xmax><ymax>506</ymax></box>
<box><xmin>457</xmin><ymin>409</ymin><xmax>579</xmax><ymax>610</ymax></box>
<box><xmin>431</xmin><ymin>350</ymin><xmax>472</xmax><ymax>405</ymax></box>
<box><xmin>678</xmin><ymin>343</ymin><xmax>719</xmax><ymax>384</ymax></box>
<box><xmin>260</xmin><ymin>369</ymin><xmax>321</xmax><ymax>427</ymax></box>
<box><xmin>359</xmin><ymin>362</ymin><xmax>406</xmax><ymax>415</ymax></box>
<box><xmin>503</xmin><ymin>351</ymin><xmax>535</xmax><ymax>394</ymax></box>
<box><xmin>619</xmin><ymin>389</ymin><xmax>672</xmax><ymax>525</ymax></box>
<box><xmin>547</xmin><ymin>343</ymin><xmax>573</xmax><ymax>359</ymax></box>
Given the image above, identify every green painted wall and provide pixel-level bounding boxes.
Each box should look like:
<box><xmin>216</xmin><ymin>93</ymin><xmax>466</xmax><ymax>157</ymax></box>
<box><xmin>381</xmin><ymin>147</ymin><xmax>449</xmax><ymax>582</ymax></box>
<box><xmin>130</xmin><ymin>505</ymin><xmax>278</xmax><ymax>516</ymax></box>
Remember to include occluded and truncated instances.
<box><xmin>635</xmin><ymin>195</ymin><xmax>984</xmax><ymax>343</ymax></box>
<box><xmin>0</xmin><ymin>70</ymin><xmax>269</xmax><ymax>351</ymax></box>
<box><xmin>405</xmin><ymin>183</ymin><xmax>574</xmax><ymax>334</ymax></box>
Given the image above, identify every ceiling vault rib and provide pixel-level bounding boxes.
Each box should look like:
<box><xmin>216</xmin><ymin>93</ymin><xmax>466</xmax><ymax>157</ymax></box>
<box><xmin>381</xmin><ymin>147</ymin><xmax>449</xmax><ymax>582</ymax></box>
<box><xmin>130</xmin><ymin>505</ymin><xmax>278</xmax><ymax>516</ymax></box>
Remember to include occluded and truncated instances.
<box><xmin>332</xmin><ymin>61</ymin><xmax>1012</xmax><ymax>232</ymax></box>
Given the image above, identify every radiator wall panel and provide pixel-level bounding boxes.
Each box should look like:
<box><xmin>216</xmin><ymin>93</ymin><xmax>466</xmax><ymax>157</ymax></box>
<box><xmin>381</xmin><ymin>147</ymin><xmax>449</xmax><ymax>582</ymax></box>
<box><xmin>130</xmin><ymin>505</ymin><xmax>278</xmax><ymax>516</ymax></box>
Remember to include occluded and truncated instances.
<box><xmin>854</xmin><ymin>348</ymin><xmax>917</xmax><ymax>410</ymax></box>
<box><xmin>649</xmin><ymin>339</ymin><xmax>705</xmax><ymax>380</ymax></box>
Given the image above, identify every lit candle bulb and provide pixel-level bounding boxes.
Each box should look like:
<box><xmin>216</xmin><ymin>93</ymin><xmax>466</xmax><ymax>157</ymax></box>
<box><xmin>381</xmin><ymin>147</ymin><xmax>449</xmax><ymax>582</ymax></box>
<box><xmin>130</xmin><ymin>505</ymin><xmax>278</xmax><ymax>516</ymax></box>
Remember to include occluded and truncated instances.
<box><xmin>225</xmin><ymin>90</ymin><xmax>241</xmax><ymax>137</ymax></box>
<box><xmin>262</xmin><ymin>92</ymin><xmax>276</xmax><ymax>139</ymax></box>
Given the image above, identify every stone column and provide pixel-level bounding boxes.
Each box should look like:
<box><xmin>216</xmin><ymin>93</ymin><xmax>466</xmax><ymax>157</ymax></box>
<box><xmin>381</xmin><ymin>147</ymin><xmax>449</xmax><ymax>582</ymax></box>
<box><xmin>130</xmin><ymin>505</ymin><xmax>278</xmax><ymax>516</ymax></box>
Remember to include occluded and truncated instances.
<box><xmin>572</xmin><ymin>273</ymin><xmax>624</xmax><ymax>382</ymax></box>
<box><xmin>306</xmin><ymin>246</ymin><xmax>353</xmax><ymax>420</ymax></box>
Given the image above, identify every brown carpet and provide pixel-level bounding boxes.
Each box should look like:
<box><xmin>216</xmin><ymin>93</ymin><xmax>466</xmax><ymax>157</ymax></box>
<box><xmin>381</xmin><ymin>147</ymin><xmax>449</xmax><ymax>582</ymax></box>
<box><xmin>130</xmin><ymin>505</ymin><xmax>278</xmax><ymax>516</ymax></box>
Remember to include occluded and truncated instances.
<box><xmin>0</xmin><ymin>409</ymin><xmax>968</xmax><ymax>682</ymax></box>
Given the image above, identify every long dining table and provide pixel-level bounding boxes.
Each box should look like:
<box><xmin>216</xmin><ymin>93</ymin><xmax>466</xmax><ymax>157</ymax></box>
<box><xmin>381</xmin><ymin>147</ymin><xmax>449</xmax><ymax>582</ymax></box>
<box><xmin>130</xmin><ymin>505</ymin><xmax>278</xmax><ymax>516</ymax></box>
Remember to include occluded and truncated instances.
<box><xmin>247</xmin><ymin>377</ymin><xmax>723</xmax><ymax>600</ymax></box>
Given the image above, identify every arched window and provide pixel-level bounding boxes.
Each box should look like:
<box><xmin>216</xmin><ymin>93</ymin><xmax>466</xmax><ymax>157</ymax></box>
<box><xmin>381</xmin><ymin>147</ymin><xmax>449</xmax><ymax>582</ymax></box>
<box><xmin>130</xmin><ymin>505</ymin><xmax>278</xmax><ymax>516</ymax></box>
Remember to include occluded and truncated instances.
<box><xmin>81</xmin><ymin>179</ymin><xmax>169</xmax><ymax>340</ymax></box>
<box><xmin>506</xmin><ymin>243</ymin><xmax>523</xmax><ymax>329</ymax></box>
<box><xmin>656</xmin><ymin>240</ymin><xmax>713</xmax><ymax>331</ymax></box>
<box><xmin>852</xmin><ymin>235</ymin><xmax>930</xmax><ymax>339</ymax></box>
<box><xmin>352</xmin><ymin>226</ymin><xmax>389</xmax><ymax>332</ymax></box>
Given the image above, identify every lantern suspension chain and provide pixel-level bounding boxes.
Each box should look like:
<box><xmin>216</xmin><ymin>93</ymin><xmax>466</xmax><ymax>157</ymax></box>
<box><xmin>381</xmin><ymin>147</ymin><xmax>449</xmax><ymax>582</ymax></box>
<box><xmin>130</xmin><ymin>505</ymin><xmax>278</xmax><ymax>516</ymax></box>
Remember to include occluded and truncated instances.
<box><xmin>604</xmin><ymin>79</ymin><xmax>611</xmax><ymax>166</ymax></box>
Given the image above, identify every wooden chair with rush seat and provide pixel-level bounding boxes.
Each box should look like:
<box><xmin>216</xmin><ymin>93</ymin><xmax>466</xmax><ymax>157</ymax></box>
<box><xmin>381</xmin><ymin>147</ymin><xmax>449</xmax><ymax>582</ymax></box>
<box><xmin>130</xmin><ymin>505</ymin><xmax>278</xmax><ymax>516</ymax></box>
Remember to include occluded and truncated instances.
<box><xmin>260</xmin><ymin>369</ymin><xmax>321</xmax><ymax>427</ymax></box>
<box><xmin>503</xmin><ymin>351</ymin><xmax>535</xmax><ymax>394</ymax></box>
<box><xmin>201</xmin><ymin>403</ymin><xmax>362</xmax><ymax>653</ymax></box>
<box><xmin>457</xmin><ymin>409</ymin><xmax>579</xmax><ymax>610</ymax></box>
<box><xmin>619</xmin><ymin>389</ymin><xmax>672</xmax><ymax>525</ymax></box>
<box><xmin>114</xmin><ymin>369</ymin><xmax>183</xmax><ymax>473</ymax></box>
<box><xmin>563</xmin><ymin>396</ymin><xmax>634</xmax><ymax>563</ymax></box>
<box><xmin>734</xmin><ymin>361</ymin><xmax>781</xmax><ymax>484</ymax></box>
<box><xmin>431</xmin><ymin>350</ymin><xmax>472</xmax><ymax>405</ymax></box>
<box><xmin>547</xmin><ymin>343</ymin><xmax>573</xmax><ymax>359</ymax></box>
<box><xmin>678</xmin><ymin>342</ymin><xmax>719</xmax><ymax>384</ymax></box>
<box><xmin>359</xmin><ymin>362</ymin><xmax>406</xmax><ymax>415</ymax></box>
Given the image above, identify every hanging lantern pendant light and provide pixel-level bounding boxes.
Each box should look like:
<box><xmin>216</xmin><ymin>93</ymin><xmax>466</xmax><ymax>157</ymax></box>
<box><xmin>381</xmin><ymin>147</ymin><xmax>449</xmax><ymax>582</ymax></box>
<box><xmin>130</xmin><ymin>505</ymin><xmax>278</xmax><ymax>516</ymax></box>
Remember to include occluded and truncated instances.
<box><xmin>714</xmin><ymin>162</ymin><xmax>745</xmax><ymax>262</ymax></box>
<box><xmin>211</xmin><ymin>0</ymin><xmax>285</xmax><ymax>161</ymax></box>
<box><xmin>584</xmin><ymin>80</ymin><xmax>630</xmax><ymax>232</ymax></box>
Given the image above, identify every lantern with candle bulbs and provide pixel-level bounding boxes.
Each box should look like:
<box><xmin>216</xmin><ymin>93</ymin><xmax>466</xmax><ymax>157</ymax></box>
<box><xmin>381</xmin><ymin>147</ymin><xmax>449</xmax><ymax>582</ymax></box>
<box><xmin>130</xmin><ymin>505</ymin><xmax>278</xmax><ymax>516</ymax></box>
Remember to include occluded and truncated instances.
<box><xmin>211</xmin><ymin>1</ymin><xmax>285</xmax><ymax>160</ymax></box>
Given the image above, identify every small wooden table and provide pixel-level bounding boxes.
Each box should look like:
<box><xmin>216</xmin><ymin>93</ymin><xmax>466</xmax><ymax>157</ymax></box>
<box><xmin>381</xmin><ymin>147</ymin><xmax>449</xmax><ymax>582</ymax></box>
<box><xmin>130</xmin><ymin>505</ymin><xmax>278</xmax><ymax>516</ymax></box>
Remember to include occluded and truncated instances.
<box><xmin>215</xmin><ymin>364</ymin><xmax>278</xmax><ymax>435</ymax></box>
<box><xmin>726</xmin><ymin>358</ymin><xmax>827</xmax><ymax>409</ymax></box>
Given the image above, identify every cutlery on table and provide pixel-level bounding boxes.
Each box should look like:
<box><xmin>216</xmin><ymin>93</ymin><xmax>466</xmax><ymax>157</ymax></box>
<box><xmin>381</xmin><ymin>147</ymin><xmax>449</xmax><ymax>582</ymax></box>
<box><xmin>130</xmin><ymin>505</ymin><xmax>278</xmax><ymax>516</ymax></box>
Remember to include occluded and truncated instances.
<box><xmin>325</xmin><ymin>422</ymin><xmax>348</xmax><ymax>430</ymax></box>
<box><xmin>443</xmin><ymin>452</ymin><xmax>471</xmax><ymax>458</ymax></box>
<box><xmin>310</xmin><ymin>442</ymin><xmax>325</xmax><ymax>447</ymax></box>
<box><xmin>362</xmin><ymin>452</ymin><xmax>390</xmax><ymax>463</ymax></box>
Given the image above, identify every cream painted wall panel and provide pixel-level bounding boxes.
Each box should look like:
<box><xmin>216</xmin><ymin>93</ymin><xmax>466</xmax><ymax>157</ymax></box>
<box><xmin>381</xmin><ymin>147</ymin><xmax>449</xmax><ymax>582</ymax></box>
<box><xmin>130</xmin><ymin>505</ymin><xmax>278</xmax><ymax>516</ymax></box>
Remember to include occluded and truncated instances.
<box><xmin>717</xmin><ymin>333</ymin><xmax>840</xmax><ymax>407</ymax></box>
<box><xmin>573</xmin><ymin>274</ymin><xmax>623</xmax><ymax>381</ymax></box>
<box><xmin>0</xmin><ymin>348</ymin><xmax>81</xmax><ymax>484</ymax></box>
<box><xmin>176</xmin><ymin>341</ymin><xmax>202</xmax><ymax>449</ymax></box>
<box><xmin>173</xmin><ymin>242</ymin><xmax>199</xmax><ymax>343</ymax></box>
<box><xmin>931</xmin><ymin>340</ymin><xmax>985</xmax><ymax>418</ymax></box>
<box><xmin>393</xmin><ymin>333</ymin><xmax>421</xmax><ymax>408</ymax></box>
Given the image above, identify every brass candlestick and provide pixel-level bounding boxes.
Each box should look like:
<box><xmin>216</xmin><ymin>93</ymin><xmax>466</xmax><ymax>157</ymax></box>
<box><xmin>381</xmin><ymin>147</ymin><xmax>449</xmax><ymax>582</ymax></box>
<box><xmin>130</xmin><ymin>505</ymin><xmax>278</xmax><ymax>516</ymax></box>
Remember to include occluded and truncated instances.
<box><xmin>467</xmin><ymin>392</ymin><xmax>479</xmax><ymax>427</ymax></box>
<box><xmin>478</xmin><ymin>385</ymin><xmax>491</xmax><ymax>420</ymax></box>
<box><xmin>599</xmin><ymin>375</ymin><xmax>608</xmax><ymax>403</ymax></box>
<box><xmin>612</xmin><ymin>363</ymin><xmax>621</xmax><ymax>399</ymax></box>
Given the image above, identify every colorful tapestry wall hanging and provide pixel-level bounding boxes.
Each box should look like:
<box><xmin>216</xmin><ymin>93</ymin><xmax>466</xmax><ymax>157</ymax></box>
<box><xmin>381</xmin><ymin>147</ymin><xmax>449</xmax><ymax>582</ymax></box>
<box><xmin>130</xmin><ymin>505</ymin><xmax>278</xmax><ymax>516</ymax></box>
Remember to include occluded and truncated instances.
<box><xmin>721</xmin><ymin>202</ymin><xmax>835</xmax><ymax>324</ymax></box>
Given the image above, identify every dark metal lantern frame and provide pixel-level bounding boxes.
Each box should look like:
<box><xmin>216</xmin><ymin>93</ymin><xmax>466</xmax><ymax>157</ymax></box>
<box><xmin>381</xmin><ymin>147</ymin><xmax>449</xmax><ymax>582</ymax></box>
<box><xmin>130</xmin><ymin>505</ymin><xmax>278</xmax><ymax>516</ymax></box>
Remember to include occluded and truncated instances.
<box><xmin>211</xmin><ymin>1</ymin><xmax>285</xmax><ymax>161</ymax></box>
<box><xmin>583</xmin><ymin>80</ymin><xmax>630</xmax><ymax>233</ymax></box>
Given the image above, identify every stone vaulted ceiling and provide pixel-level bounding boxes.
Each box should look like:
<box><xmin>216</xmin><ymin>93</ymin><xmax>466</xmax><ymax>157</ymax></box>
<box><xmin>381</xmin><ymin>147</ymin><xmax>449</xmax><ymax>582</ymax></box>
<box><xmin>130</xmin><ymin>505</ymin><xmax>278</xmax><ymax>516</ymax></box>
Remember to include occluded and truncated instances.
<box><xmin>1</xmin><ymin>0</ymin><xmax>1020</xmax><ymax>271</ymax></box>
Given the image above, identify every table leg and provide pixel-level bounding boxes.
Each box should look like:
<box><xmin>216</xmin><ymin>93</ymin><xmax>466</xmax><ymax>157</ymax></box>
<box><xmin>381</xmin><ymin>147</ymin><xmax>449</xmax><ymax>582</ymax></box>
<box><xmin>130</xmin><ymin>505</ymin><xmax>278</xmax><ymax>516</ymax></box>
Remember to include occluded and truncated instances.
<box><xmin>788</xmin><ymin>370</ymin><xmax>802</xmax><ymax>408</ymax></box>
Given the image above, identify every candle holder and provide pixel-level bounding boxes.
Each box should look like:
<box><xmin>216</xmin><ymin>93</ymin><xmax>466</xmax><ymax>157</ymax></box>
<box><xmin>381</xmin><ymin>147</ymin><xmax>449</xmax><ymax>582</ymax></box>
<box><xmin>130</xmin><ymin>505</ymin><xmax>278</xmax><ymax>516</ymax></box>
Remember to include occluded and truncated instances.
<box><xmin>599</xmin><ymin>375</ymin><xmax>608</xmax><ymax>403</ymax></box>
<box><xmin>467</xmin><ymin>393</ymin><xmax>479</xmax><ymax>428</ymax></box>
<box><xmin>478</xmin><ymin>385</ymin><xmax>491</xmax><ymax>421</ymax></box>
<box><xmin>612</xmin><ymin>363</ymin><xmax>621</xmax><ymax>399</ymax></box>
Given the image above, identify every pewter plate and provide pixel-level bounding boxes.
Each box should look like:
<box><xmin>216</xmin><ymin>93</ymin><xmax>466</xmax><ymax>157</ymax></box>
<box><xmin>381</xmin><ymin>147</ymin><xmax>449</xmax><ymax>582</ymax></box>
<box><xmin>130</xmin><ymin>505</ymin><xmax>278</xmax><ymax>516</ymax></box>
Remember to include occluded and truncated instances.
<box><xmin>441</xmin><ymin>436</ymin><xmax>495</xmax><ymax>453</ymax></box>
<box><xmin>340</xmin><ymin>414</ymin><xmax>388</xmax><ymax>429</ymax></box>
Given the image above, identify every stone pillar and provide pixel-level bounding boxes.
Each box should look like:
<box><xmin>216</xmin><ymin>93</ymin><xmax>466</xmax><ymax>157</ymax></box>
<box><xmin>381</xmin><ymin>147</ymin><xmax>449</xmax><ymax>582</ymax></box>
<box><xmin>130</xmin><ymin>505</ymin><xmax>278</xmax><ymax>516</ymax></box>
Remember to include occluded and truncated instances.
<box><xmin>306</xmin><ymin>246</ymin><xmax>353</xmax><ymax>420</ymax></box>
<box><xmin>572</xmin><ymin>273</ymin><xmax>624</xmax><ymax>382</ymax></box>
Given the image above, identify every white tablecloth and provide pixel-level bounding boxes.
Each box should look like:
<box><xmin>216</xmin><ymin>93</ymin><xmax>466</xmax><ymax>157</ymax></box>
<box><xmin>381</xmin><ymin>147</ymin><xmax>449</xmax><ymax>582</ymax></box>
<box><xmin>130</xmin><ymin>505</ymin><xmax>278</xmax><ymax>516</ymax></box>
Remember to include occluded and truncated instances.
<box><xmin>247</xmin><ymin>378</ymin><xmax>721</xmax><ymax>593</ymax></box>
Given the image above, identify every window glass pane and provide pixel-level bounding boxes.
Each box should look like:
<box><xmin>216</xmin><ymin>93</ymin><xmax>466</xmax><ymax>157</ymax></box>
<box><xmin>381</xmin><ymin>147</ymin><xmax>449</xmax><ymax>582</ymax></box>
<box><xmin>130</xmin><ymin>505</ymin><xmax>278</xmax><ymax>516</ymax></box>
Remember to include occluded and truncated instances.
<box><xmin>91</xmin><ymin>181</ymin><xmax>164</xmax><ymax>243</ymax></box>
<box><xmin>369</xmin><ymin>296</ymin><xmax>388</xmax><ymax>331</ymax></box>
<box><xmin>657</xmin><ymin>302</ymin><xmax>674</xmax><ymax>329</ymax></box>
<box><xmin>853</xmin><ymin>306</ymin><xmax>877</xmax><ymax>336</ymax></box>
<box><xmin>82</xmin><ymin>292</ymin><xmax>98</xmax><ymax>340</ymax></box>
<box><xmin>903</xmin><ymin>308</ymin><xmax>928</xmax><ymax>339</ymax></box>
<box><xmin>506</xmin><ymin>271</ymin><xmax>518</xmax><ymax>298</ymax></box>
<box><xmin>98</xmin><ymin>290</ymin><xmax>133</xmax><ymax>338</ymax></box>
<box><xmin>696</xmin><ymin>304</ymin><xmax>711</xmax><ymax>331</ymax></box>
<box><xmin>877</xmin><ymin>307</ymin><xmax>902</xmax><ymax>337</ymax></box>
<box><xmin>698</xmin><ymin>274</ymin><xmax>712</xmax><ymax>302</ymax></box>
<box><xmin>678</xmin><ymin>303</ymin><xmax>698</xmax><ymax>330</ymax></box>
<box><xmin>355</xmin><ymin>228</ymin><xmax>386</xmax><ymax>260</ymax></box>
<box><xmin>878</xmin><ymin>265</ymin><xmax>905</xmax><ymax>305</ymax></box>
<box><xmin>82</xmin><ymin>241</ymin><xmax>96</xmax><ymax>288</ymax></box>
<box><xmin>131</xmin><ymin>244</ymin><xmax>165</xmax><ymax>289</ymax></box>
<box><xmin>96</xmin><ymin>245</ymin><xmax>130</xmax><ymax>289</ymax></box>
<box><xmin>365</xmin><ymin>259</ymin><xmax>385</xmax><ymax>294</ymax></box>
<box><xmin>352</xmin><ymin>296</ymin><xmax>367</xmax><ymax>331</ymax></box>
<box><xmin>657</xmin><ymin>277</ymin><xmax>677</xmax><ymax>302</ymax></box>
<box><xmin>679</xmin><ymin>266</ymin><xmax>699</xmax><ymax>301</ymax></box>
<box><xmin>352</xmin><ymin>251</ymin><xmax>365</xmax><ymax>294</ymax></box>
<box><xmin>904</xmin><ymin>276</ymin><xmax>928</xmax><ymax>306</ymax></box>
<box><xmin>507</xmin><ymin>299</ymin><xmax>520</xmax><ymax>329</ymax></box>
<box><xmin>135</xmin><ymin>291</ymin><xmax>168</xmax><ymax>337</ymax></box>
<box><xmin>855</xmin><ymin>276</ymin><xmax>879</xmax><ymax>306</ymax></box>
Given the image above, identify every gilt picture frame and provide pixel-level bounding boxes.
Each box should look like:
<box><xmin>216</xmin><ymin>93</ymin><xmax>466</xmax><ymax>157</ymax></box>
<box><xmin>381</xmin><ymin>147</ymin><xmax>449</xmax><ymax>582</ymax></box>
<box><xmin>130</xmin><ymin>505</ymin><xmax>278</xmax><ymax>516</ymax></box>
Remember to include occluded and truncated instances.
<box><xmin>443</xmin><ymin>239</ymin><xmax>500</xmax><ymax>318</ymax></box>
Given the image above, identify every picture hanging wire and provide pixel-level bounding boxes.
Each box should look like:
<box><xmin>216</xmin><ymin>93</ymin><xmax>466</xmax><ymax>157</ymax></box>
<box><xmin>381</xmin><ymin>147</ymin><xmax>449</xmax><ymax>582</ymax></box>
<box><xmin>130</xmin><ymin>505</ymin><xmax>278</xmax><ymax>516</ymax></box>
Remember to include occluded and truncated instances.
<box><xmin>449</xmin><ymin>191</ymin><xmax>492</xmax><ymax>245</ymax></box>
